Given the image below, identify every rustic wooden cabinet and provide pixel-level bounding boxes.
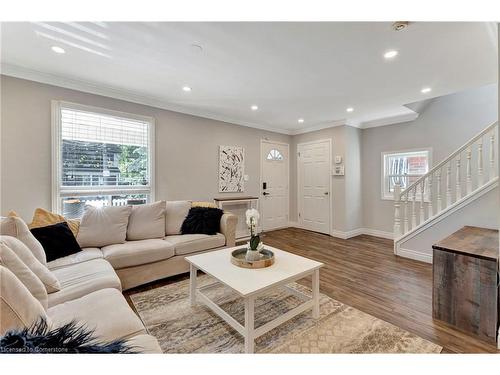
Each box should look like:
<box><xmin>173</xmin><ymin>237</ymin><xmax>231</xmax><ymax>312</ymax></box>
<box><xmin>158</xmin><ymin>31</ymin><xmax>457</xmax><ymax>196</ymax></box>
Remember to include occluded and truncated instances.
<box><xmin>432</xmin><ymin>226</ymin><xmax>499</xmax><ymax>344</ymax></box>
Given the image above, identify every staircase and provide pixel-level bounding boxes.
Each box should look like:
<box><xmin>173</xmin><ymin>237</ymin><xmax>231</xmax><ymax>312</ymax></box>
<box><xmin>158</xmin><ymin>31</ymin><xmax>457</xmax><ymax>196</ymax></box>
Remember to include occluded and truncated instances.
<box><xmin>393</xmin><ymin>121</ymin><xmax>498</xmax><ymax>257</ymax></box>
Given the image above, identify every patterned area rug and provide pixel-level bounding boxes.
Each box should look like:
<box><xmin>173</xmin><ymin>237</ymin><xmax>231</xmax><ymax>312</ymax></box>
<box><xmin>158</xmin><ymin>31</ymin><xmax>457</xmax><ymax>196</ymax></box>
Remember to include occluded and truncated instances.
<box><xmin>130</xmin><ymin>275</ymin><xmax>442</xmax><ymax>354</ymax></box>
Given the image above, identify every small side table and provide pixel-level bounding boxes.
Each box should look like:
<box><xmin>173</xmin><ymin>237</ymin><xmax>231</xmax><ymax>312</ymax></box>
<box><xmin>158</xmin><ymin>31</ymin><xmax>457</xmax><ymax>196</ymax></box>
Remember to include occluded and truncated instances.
<box><xmin>214</xmin><ymin>196</ymin><xmax>259</xmax><ymax>240</ymax></box>
<box><xmin>432</xmin><ymin>226</ymin><xmax>499</xmax><ymax>344</ymax></box>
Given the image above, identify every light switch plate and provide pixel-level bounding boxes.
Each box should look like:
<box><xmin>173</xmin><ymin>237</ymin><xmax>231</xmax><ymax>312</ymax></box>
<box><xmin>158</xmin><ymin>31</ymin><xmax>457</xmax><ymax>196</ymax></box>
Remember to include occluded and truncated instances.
<box><xmin>335</xmin><ymin>155</ymin><xmax>343</xmax><ymax>164</ymax></box>
<box><xmin>244</xmin><ymin>174</ymin><xmax>249</xmax><ymax>181</ymax></box>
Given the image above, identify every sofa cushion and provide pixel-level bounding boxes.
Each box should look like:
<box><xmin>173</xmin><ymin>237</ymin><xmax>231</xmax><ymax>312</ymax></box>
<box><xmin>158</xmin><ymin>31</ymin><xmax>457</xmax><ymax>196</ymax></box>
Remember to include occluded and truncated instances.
<box><xmin>47</xmin><ymin>288</ymin><xmax>146</xmax><ymax>342</ymax></box>
<box><xmin>126</xmin><ymin>334</ymin><xmax>163</xmax><ymax>353</ymax></box>
<box><xmin>0</xmin><ymin>236</ymin><xmax>61</xmax><ymax>293</ymax></box>
<box><xmin>181</xmin><ymin>207</ymin><xmax>224</xmax><ymax>235</ymax></box>
<box><xmin>29</xmin><ymin>207</ymin><xmax>80</xmax><ymax>238</ymax></box>
<box><xmin>1</xmin><ymin>266</ymin><xmax>50</xmax><ymax>335</ymax></box>
<box><xmin>127</xmin><ymin>201</ymin><xmax>166</xmax><ymax>241</ymax></box>
<box><xmin>0</xmin><ymin>215</ymin><xmax>47</xmax><ymax>265</ymax></box>
<box><xmin>165</xmin><ymin>233</ymin><xmax>226</xmax><ymax>256</ymax></box>
<box><xmin>165</xmin><ymin>200</ymin><xmax>191</xmax><ymax>235</ymax></box>
<box><xmin>47</xmin><ymin>248</ymin><xmax>103</xmax><ymax>270</ymax></box>
<box><xmin>77</xmin><ymin>206</ymin><xmax>132</xmax><ymax>248</ymax></box>
<box><xmin>102</xmin><ymin>239</ymin><xmax>175</xmax><ymax>269</ymax></box>
<box><xmin>30</xmin><ymin>222</ymin><xmax>82</xmax><ymax>262</ymax></box>
<box><xmin>0</xmin><ymin>243</ymin><xmax>48</xmax><ymax>310</ymax></box>
<box><xmin>48</xmin><ymin>259</ymin><xmax>121</xmax><ymax>307</ymax></box>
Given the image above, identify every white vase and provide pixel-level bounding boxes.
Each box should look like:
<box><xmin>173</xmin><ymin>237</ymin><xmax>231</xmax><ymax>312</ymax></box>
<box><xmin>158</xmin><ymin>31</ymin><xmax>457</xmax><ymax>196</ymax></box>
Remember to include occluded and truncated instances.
<box><xmin>245</xmin><ymin>249</ymin><xmax>261</xmax><ymax>261</ymax></box>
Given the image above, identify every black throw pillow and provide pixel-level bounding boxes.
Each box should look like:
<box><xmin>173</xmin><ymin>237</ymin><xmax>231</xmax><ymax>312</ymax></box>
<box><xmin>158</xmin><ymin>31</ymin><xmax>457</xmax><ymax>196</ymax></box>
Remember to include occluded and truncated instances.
<box><xmin>181</xmin><ymin>207</ymin><xmax>224</xmax><ymax>235</ymax></box>
<box><xmin>30</xmin><ymin>222</ymin><xmax>82</xmax><ymax>262</ymax></box>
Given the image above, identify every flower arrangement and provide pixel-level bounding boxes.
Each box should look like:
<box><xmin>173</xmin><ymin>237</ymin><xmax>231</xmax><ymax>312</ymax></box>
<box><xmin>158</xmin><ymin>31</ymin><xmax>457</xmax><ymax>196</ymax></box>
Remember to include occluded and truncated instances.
<box><xmin>245</xmin><ymin>209</ymin><xmax>263</xmax><ymax>256</ymax></box>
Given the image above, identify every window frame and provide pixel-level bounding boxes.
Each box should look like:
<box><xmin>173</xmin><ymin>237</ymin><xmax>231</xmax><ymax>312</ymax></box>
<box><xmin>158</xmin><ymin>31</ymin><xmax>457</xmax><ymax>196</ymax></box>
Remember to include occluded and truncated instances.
<box><xmin>380</xmin><ymin>147</ymin><xmax>432</xmax><ymax>201</ymax></box>
<box><xmin>51</xmin><ymin>100</ymin><xmax>155</xmax><ymax>214</ymax></box>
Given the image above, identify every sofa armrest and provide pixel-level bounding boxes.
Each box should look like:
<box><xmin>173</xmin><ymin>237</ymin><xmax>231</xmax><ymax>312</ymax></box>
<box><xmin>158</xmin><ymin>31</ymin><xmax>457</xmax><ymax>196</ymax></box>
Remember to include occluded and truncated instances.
<box><xmin>220</xmin><ymin>212</ymin><xmax>238</xmax><ymax>247</ymax></box>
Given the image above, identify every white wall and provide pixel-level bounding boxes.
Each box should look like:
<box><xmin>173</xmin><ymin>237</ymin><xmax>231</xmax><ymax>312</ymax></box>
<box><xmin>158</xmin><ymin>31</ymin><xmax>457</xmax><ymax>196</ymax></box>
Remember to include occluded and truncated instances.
<box><xmin>0</xmin><ymin>76</ymin><xmax>291</xmax><ymax>219</ymax></box>
<box><xmin>362</xmin><ymin>83</ymin><xmax>498</xmax><ymax>233</ymax></box>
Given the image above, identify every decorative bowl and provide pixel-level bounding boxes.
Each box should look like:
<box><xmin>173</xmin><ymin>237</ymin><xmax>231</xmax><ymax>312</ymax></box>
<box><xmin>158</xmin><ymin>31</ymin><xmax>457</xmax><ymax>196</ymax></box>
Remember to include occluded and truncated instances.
<box><xmin>230</xmin><ymin>247</ymin><xmax>275</xmax><ymax>269</ymax></box>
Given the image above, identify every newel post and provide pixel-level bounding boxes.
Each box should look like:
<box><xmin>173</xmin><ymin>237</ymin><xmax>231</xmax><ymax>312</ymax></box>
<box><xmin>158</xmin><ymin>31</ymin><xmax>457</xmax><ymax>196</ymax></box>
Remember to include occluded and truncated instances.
<box><xmin>394</xmin><ymin>183</ymin><xmax>402</xmax><ymax>238</ymax></box>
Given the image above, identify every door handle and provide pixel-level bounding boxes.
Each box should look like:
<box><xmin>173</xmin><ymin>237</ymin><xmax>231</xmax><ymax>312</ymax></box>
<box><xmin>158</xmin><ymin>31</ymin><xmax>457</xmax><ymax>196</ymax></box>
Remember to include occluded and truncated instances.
<box><xmin>324</xmin><ymin>192</ymin><xmax>329</xmax><ymax>195</ymax></box>
<box><xmin>263</xmin><ymin>192</ymin><xmax>270</xmax><ymax>196</ymax></box>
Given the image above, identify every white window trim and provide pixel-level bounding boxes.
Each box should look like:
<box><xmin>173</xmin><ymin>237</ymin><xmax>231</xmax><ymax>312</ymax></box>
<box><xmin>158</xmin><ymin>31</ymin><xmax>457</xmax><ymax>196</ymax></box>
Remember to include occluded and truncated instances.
<box><xmin>380</xmin><ymin>147</ymin><xmax>433</xmax><ymax>201</ymax></box>
<box><xmin>51</xmin><ymin>100</ymin><xmax>155</xmax><ymax>213</ymax></box>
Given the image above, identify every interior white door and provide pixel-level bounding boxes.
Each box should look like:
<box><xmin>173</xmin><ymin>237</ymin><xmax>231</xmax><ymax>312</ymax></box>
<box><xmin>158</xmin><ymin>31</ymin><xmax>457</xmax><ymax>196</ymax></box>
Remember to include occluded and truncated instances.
<box><xmin>261</xmin><ymin>141</ymin><xmax>289</xmax><ymax>231</ymax></box>
<box><xmin>297</xmin><ymin>140</ymin><xmax>331</xmax><ymax>234</ymax></box>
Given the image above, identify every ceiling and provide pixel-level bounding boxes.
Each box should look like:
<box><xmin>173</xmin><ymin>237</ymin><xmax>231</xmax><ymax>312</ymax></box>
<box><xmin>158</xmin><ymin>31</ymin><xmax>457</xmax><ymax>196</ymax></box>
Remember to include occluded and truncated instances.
<box><xmin>1</xmin><ymin>22</ymin><xmax>498</xmax><ymax>134</ymax></box>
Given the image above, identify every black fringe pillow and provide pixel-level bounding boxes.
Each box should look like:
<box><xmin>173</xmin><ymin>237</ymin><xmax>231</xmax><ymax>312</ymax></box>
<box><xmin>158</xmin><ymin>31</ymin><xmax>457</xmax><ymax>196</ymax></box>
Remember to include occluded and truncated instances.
<box><xmin>181</xmin><ymin>207</ymin><xmax>224</xmax><ymax>235</ymax></box>
<box><xmin>0</xmin><ymin>318</ymin><xmax>137</xmax><ymax>354</ymax></box>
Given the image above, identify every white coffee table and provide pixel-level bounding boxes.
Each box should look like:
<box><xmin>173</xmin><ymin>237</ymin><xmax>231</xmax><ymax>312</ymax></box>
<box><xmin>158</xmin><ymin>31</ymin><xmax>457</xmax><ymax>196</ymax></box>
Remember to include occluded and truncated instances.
<box><xmin>185</xmin><ymin>245</ymin><xmax>324</xmax><ymax>353</ymax></box>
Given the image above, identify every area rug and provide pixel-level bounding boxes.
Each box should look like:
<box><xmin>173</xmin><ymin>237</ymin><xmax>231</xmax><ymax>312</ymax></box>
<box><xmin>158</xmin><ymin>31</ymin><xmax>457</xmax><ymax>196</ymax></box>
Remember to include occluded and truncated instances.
<box><xmin>129</xmin><ymin>275</ymin><xmax>442</xmax><ymax>354</ymax></box>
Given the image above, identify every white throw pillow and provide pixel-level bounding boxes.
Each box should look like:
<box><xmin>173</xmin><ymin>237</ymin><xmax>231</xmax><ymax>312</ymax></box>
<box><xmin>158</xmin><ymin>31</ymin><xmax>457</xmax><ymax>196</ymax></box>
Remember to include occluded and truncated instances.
<box><xmin>0</xmin><ymin>243</ymin><xmax>48</xmax><ymax>310</ymax></box>
<box><xmin>165</xmin><ymin>201</ymin><xmax>192</xmax><ymax>235</ymax></box>
<box><xmin>0</xmin><ymin>236</ymin><xmax>61</xmax><ymax>293</ymax></box>
<box><xmin>0</xmin><ymin>216</ymin><xmax>47</xmax><ymax>265</ymax></box>
<box><xmin>126</xmin><ymin>201</ymin><xmax>166</xmax><ymax>241</ymax></box>
<box><xmin>0</xmin><ymin>266</ymin><xmax>50</xmax><ymax>335</ymax></box>
<box><xmin>77</xmin><ymin>206</ymin><xmax>132</xmax><ymax>248</ymax></box>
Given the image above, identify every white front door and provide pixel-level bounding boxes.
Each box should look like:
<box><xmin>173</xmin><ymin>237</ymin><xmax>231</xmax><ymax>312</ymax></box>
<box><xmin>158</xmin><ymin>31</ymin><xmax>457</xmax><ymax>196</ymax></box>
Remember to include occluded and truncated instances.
<box><xmin>297</xmin><ymin>139</ymin><xmax>331</xmax><ymax>234</ymax></box>
<box><xmin>260</xmin><ymin>140</ymin><xmax>289</xmax><ymax>231</ymax></box>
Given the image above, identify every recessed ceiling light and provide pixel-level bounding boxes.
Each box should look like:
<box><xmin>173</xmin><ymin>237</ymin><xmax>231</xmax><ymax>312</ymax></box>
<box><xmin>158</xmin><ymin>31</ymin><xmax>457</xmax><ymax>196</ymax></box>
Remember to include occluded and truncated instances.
<box><xmin>346</xmin><ymin>107</ymin><xmax>354</xmax><ymax>112</ymax></box>
<box><xmin>384</xmin><ymin>50</ymin><xmax>398</xmax><ymax>59</ymax></box>
<box><xmin>182</xmin><ymin>86</ymin><xmax>192</xmax><ymax>92</ymax></box>
<box><xmin>421</xmin><ymin>87</ymin><xmax>432</xmax><ymax>94</ymax></box>
<box><xmin>51</xmin><ymin>46</ymin><xmax>65</xmax><ymax>54</ymax></box>
<box><xmin>298</xmin><ymin>118</ymin><xmax>304</xmax><ymax>123</ymax></box>
<box><xmin>251</xmin><ymin>105</ymin><xmax>258</xmax><ymax>111</ymax></box>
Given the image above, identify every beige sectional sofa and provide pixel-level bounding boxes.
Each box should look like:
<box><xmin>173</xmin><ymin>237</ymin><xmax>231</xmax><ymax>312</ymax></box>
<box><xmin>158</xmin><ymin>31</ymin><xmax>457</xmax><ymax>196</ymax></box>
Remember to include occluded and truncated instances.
<box><xmin>0</xmin><ymin>200</ymin><xmax>238</xmax><ymax>353</ymax></box>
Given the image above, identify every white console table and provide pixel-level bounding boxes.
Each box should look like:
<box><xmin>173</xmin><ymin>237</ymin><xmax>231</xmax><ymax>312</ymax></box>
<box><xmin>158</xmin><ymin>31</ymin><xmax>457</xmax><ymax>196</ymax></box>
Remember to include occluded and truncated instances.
<box><xmin>214</xmin><ymin>196</ymin><xmax>259</xmax><ymax>240</ymax></box>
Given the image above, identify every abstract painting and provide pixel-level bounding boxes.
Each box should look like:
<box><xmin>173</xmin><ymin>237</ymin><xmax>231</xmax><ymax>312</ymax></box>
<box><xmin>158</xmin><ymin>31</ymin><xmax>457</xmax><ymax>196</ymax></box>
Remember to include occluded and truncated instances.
<box><xmin>218</xmin><ymin>145</ymin><xmax>244</xmax><ymax>192</ymax></box>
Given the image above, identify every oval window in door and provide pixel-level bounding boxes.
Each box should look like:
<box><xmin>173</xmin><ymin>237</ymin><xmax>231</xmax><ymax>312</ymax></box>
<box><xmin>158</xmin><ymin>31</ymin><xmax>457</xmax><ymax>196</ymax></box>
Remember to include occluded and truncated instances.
<box><xmin>266</xmin><ymin>149</ymin><xmax>284</xmax><ymax>161</ymax></box>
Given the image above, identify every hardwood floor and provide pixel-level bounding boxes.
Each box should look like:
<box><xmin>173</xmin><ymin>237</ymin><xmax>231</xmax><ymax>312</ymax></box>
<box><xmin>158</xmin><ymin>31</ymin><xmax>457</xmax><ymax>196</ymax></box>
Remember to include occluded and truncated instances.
<box><xmin>125</xmin><ymin>227</ymin><xmax>499</xmax><ymax>353</ymax></box>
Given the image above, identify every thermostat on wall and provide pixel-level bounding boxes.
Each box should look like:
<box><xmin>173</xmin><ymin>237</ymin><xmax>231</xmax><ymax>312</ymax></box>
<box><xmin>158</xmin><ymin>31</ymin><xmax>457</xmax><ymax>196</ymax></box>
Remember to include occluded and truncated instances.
<box><xmin>333</xmin><ymin>165</ymin><xmax>345</xmax><ymax>176</ymax></box>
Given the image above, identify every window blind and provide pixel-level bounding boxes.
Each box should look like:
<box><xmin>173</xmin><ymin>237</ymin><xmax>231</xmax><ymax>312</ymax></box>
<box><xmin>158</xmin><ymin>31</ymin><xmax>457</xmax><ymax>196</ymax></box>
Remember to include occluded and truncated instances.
<box><xmin>60</xmin><ymin>107</ymin><xmax>150</xmax><ymax>188</ymax></box>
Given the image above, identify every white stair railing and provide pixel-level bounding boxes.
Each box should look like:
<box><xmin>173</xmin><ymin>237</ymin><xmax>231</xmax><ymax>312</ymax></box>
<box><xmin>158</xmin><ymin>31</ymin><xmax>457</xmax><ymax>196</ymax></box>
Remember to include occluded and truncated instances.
<box><xmin>394</xmin><ymin>121</ymin><xmax>498</xmax><ymax>240</ymax></box>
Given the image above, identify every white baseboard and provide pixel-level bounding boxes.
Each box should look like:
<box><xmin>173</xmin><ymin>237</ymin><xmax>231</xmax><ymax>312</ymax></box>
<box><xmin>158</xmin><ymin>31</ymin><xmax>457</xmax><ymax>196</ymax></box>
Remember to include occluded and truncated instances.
<box><xmin>397</xmin><ymin>247</ymin><xmax>432</xmax><ymax>264</ymax></box>
<box><xmin>331</xmin><ymin>228</ymin><xmax>364</xmax><ymax>239</ymax></box>
<box><xmin>290</xmin><ymin>223</ymin><xmax>393</xmax><ymax>240</ymax></box>
<box><xmin>361</xmin><ymin>228</ymin><xmax>394</xmax><ymax>240</ymax></box>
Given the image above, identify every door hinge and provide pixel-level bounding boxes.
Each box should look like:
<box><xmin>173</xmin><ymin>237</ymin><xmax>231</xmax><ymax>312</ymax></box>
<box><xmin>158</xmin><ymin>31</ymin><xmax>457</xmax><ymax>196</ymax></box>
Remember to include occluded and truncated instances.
<box><xmin>299</xmin><ymin>212</ymin><xmax>301</xmax><ymax>217</ymax></box>
<box><xmin>298</xmin><ymin>152</ymin><xmax>301</xmax><ymax>157</ymax></box>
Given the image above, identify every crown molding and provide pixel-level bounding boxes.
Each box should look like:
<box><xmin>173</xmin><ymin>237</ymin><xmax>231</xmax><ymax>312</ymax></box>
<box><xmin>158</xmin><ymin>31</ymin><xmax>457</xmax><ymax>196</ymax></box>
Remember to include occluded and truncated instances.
<box><xmin>1</xmin><ymin>63</ymin><xmax>419</xmax><ymax>136</ymax></box>
<box><xmin>290</xmin><ymin>119</ymin><xmax>348</xmax><ymax>135</ymax></box>
<box><xmin>1</xmin><ymin>63</ymin><xmax>292</xmax><ymax>135</ymax></box>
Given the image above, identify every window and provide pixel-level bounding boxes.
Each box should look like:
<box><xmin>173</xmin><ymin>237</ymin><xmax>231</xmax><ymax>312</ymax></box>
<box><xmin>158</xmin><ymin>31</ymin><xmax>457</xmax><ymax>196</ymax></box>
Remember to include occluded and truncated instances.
<box><xmin>52</xmin><ymin>101</ymin><xmax>155</xmax><ymax>218</ymax></box>
<box><xmin>266</xmin><ymin>149</ymin><xmax>284</xmax><ymax>161</ymax></box>
<box><xmin>381</xmin><ymin>149</ymin><xmax>431</xmax><ymax>200</ymax></box>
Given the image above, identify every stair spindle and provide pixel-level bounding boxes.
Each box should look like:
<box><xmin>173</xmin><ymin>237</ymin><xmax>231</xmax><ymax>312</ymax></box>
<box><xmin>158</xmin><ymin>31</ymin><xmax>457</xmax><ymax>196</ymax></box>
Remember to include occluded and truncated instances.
<box><xmin>466</xmin><ymin>147</ymin><xmax>472</xmax><ymax>194</ymax></box>
<box><xmin>446</xmin><ymin>162</ymin><xmax>452</xmax><ymax>207</ymax></box>
<box><xmin>490</xmin><ymin>132</ymin><xmax>496</xmax><ymax>179</ymax></box>
<box><xmin>393</xmin><ymin>183</ymin><xmax>402</xmax><ymax>237</ymax></box>
<box><xmin>419</xmin><ymin>180</ymin><xmax>425</xmax><ymax>224</ymax></box>
<box><xmin>455</xmin><ymin>154</ymin><xmax>462</xmax><ymax>201</ymax></box>
<box><xmin>478</xmin><ymin>137</ymin><xmax>484</xmax><ymax>186</ymax></box>
<box><xmin>427</xmin><ymin>174</ymin><xmax>433</xmax><ymax>218</ymax></box>
<box><xmin>436</xmin><ymin>169</ymin><xmax>442</xmax><ymax>212</ymax></box>
<box><xmin>403</xmin><ymin>195</ymin><xmax>409</xmax><ymax>234</ymax></box>
<box><xmin>411</xmin><ymin>188</ymin><xmax>417</xmax><ymax>229</ymax></box>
